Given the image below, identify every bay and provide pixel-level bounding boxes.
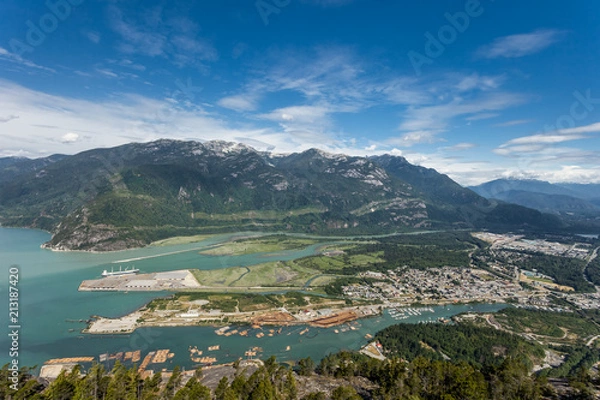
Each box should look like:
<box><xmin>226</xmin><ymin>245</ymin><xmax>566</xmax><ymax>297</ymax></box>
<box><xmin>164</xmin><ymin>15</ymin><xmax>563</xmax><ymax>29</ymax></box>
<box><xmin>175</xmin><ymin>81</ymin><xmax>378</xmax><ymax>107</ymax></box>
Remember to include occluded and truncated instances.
<box><xmin>0</xmin><ymin>228</ymin><xmax>505</xmax><ymax>370</ymax></box>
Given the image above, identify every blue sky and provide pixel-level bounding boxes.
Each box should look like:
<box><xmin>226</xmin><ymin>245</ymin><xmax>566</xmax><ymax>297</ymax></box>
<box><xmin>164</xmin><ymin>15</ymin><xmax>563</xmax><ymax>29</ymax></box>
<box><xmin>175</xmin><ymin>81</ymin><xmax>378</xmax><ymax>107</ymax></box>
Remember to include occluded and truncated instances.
<box><xmin>0</xmin><ymin>0</ymin><xmax>599</xmax><ymax>185</ymax></box>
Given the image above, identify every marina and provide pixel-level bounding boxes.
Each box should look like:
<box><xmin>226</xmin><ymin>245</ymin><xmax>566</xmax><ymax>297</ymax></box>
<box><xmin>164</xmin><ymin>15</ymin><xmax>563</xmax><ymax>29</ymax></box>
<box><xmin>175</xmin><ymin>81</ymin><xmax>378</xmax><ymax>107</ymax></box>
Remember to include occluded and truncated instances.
<box><xmin>387</xmin><ymin>306</ymin><xmax>436</xmax><ymax>320</ymax></box>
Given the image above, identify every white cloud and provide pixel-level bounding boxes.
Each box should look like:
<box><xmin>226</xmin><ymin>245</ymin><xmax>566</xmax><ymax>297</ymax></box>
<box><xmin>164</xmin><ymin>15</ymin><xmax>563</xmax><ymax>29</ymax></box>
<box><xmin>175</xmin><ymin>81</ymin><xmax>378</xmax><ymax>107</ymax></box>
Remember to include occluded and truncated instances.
<box><xmin>108</xmin><ymin>6</ymin><xmax>166</xmax><ymax>57</ymax></box>
<box><xmin>493</xmin><ymin>123</ymin><xmax>600</xmax><ymax>157</ymax></box>
<box><xmin>396</xmin><ymin>92</ymin><xmax>528</xmax><ymax>145</ymax></box>
<box><xmin>85</xmin><ymin>31</ymin><xmax>101</xmax><ymax>44</ymax></box>
<box><xmin>488</xmin><ymin>126</ymin><xmax>598</xmax><ymax>184</ymax></box>
<box><xmin>0</xmin><ymin>47</ymin><xmax>55</xmax><ymax>73</ymax></box>
<box><xmin>388</xmin><ymin>130</ymin><xmax>443</xmax><ymax>147</ymax></box>
<box><xmin>443</xmin><ymin>142</ymin><xmax>476</xmax><ymax>151</ymax></box>
<box><xmin>558</xmin><ymin>121</ymin><xmax>600</xmax><ymax>134</ymax></box>
<box><xmin>107</xmin><ymin>5</ymin><xmax>218</xmax><ymax>66</ymax></box>
<box><xmin>74</xmin><ymin>70</ymin><xmax>92</xmax><ymax>77</ymax></box>
<box><xmin>476</xmin><ymin>29</ymin><xmax>566</xmax><ymax>59</ymax></box>
<box><xmin>494</xmin><ymin>165</ymin><xmax>600</xmax><ymax>184</ymax></box>
<box><xmin>61</xmin><ymin>133</ymin><xmax>80</xmax><ymax>143</ymax></box>
<box><xmin>538</xmin><ymin>166</ymin><xmax>600</xmax><ymax>183</ymax></box>
<box><xmin>0</xmin><ymin>80</ymin><xmax>346</xmax><ymax>157</ymax></box>
<box><xmin>465</xmin><ymin>113</ymin><xmax>499</xmax><ymax>121</ymax></box>
<box><xmin>500</xmin><ymin>133</ymin><xmax>588</xmax><ymax>148</ymax></box>
<box><xmin>218</xmin><ymin>94</ymin><xmax>259</xmax><ymax>112</ymax></box>
<box><xmin>257</xmin><ymin>105</ymin><xmax>338</xmax><ymax>147</ymax></box>
<box><xmin>253</xmin><ymin>46</ymin><xmax>430</xmax><ymax>110</ymax></box>
<box><xmin>260</xmin><ymin>105</ymin><xmax>331</xmax><ymax>125</ymax></box>
<box><xmin>455</xmin><ymin>73</ymin><xmax>504</xmax><ymax>92</ymax></box>
<box><xmin>107</xmin><ymin>59</ymin><xmax>147</xmax><ymax>72</ymax></box>
<box><xmin>0</xmin><ymin>115</ymin><xmax>19</xmax><ymax>123</ymax></box>
<box><xmin>96</xmin><ymin>68</ymin><xmax>119</xmax><ymax>78</ymax></box>
<box><xmin>235</xmin><ymin>47</ymin><xmax>527</xmax><ymax>148</ymax></box>
<box><xmin>494</xmin><ymin>119</ymin><xmax>534</xmax><ymax>127</ymax></box>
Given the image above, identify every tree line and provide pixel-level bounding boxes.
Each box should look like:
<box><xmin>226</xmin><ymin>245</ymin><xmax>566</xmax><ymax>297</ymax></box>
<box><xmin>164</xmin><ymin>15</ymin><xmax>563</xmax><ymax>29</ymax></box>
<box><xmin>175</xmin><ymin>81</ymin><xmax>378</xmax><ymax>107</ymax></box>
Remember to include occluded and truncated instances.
<box><xmin>4</xmin><ymin>350</ymin><xmax>598</xmax><ymax>399</ymax></box>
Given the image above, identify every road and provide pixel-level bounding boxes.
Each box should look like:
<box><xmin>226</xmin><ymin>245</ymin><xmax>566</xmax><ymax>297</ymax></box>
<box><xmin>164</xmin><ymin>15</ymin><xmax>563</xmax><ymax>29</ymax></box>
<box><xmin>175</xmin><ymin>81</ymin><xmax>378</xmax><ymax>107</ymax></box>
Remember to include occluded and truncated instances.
<box><xmin>586</xmin><ymin>335</ymin><xmax>600</xmax><ymax>347</ymax></box>
<box><xmin>582</xmin><ymin>246</ymin><xmax>600</xmax><ymax>285</ymax></box>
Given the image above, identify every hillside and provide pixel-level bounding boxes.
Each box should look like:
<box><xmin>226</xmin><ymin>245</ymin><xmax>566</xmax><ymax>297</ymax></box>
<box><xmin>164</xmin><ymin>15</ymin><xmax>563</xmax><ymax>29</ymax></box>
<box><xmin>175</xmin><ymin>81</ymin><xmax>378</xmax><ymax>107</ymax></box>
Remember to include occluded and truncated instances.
<box><xmin>0</xmin><ymin>140</ymin><xmax>563</xmax><ymax>251</ymax></box>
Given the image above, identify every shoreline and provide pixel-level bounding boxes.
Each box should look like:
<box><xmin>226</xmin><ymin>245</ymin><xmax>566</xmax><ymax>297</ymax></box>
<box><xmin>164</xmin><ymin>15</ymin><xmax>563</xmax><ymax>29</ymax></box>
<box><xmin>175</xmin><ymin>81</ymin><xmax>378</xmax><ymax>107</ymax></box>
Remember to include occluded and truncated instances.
<box><xmin>84</xmin><ymin>299</ymin><xmax>383</xmax><ymax>334</ymax></box>
<box><xmin>32</xmin><ymin>227</ymin><xmax>450</xmax><ymax>253</ymax></box>
<box><xmin>82</xmin><ymin>297</ymin><xmax>509</xmax><ymax>335</ymax></box>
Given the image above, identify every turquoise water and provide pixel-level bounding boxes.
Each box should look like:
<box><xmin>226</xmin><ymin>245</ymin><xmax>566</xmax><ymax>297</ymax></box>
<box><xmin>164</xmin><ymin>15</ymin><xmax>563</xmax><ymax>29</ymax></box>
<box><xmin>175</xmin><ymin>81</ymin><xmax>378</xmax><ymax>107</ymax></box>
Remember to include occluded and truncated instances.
<box><xmin>0</xmin><ymin>228</ymin><xmax>506</xmax><ymax>370</ymax></box>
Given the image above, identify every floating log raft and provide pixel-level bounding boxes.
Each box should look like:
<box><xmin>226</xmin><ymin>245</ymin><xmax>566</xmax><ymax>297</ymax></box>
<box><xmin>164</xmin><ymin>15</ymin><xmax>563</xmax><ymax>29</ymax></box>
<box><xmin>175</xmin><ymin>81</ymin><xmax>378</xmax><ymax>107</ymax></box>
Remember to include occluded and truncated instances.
<box><xmin>45</xmin><ymin>357</ymin><xmax>94</xmax><ymax>364</ymax></box>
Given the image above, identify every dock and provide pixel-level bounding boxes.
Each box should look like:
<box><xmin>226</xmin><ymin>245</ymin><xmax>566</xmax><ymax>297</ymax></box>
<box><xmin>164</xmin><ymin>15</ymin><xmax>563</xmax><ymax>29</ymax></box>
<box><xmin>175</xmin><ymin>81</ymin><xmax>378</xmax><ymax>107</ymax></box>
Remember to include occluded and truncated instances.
<box><xmin>79</xmin><ymin>270</ymin><xmax>201</xmax><ymax>292</ymax></box>
<box><xmin>309</xmin><ymin>310</ymin><xmax>358</xmax><ymax>328</ymax></box>
<box><xmin>251</xmin><ymin>311</ymin><xmax>295</xmax><ymax>326</ymax></box>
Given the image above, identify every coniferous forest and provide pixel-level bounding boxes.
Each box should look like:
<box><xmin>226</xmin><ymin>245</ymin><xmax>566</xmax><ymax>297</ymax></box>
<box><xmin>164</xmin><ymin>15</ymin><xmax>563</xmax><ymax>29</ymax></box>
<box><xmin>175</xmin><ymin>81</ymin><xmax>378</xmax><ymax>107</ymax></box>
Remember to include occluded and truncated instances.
<box><xmin>3</xmin><ymin>345</ymin><xmax>598</xmax><ymax>399</ymax></box>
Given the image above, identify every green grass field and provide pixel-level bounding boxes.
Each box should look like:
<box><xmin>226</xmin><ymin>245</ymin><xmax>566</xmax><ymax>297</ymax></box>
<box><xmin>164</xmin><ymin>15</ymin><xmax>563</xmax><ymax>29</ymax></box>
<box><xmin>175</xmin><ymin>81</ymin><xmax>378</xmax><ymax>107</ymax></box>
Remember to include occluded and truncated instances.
<box><xmin>200</xmin><ymin>235</ymin><xmax>321</xmax><ymax>256</ymax></box>
<box><xmin>191</xmin><ymin>259</ymin><xmax>333</xmax><ymax>288</ymax></box>
<box><xmin>192</xmin><ymin>243</ymin><xmax>384</xmax><ymax>289</ymax></box>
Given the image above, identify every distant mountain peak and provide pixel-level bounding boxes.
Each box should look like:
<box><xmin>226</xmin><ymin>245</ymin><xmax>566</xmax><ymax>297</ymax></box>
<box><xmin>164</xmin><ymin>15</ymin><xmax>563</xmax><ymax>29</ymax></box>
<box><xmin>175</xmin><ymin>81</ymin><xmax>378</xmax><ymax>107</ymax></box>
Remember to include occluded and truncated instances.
<box><xmin>301</xmin><ymin>148</ymin><xmax>347</xmax><ymax>160</ymax></box>
<box><xmin>201</xmin><ymin>140</ymin><xmax>256</xmax><ymax>154</ymax></box>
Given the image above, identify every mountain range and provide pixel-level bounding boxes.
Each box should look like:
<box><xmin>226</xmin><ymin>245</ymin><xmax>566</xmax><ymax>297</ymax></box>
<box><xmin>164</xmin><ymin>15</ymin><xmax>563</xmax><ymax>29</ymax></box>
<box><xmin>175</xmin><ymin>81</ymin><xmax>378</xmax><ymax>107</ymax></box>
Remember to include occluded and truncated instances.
<box><xmin>0</xmin><ymin>140</ymin><xmax>565</xmax><ymax>251</ymax></box>
<box><xmin>469</xmin><ymin>179</ymin><xmax>600</xmax><ymax>217</ymax></box>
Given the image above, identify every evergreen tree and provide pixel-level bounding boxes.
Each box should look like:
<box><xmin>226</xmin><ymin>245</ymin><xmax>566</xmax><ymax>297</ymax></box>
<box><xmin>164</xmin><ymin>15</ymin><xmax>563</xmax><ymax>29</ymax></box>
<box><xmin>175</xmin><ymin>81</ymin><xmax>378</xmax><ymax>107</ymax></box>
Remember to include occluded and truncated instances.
<box><xmin>105</xmin><ymin>362</ymin><xmax>130</xmax><ymax>400</ymax></box>
<box><xmin>11</xmin><ymin>379</ymin><xmax>45</xmax><ymax>400</ymax></box>
<box><xmin>488</xmin><ymin>357</ymin><xmax>542</xmax><ymax>400</ymax></box>
<box><xmin>331</xmin><ymin>385</ymin><xmax>361</xmax><ymax>400</ymax></box>
<box><xmin>283</xmin><ymin>370</ymin><xmax>298</xmax><ymax>400</ymax></box>
<box><xmin>301</xmin><ymin>393</ymin><xmax>326</xmax><ymax>400</ymax></box>
<box><xmin>249</xmin><ymin>377</ymin><xmax>277</xmax><ymax>400</ymax></box>
<box><xmin>173</xmin><ymin>377</ymin><xmax>210</xmax><ymax>400</ymax></box>
<box><xmin>162</xmin><ymin>366</ymin><xmax>182</xmax><ymax>400</ymax></box>
<box><xmin>231</xmin><ymin>372</ymin><xmax>249</xmax><ymax>398</ymax></box>
<box><xmin>44</xmin><ymin>367</ymin><xmax>79</xmax><ymax>400</ymax></box>
<box><xmin>141</xmin><ymin>371</ymin><xmax>162</xmax><ymax>400</ymax></box>
<box><xmin>298</xmin><ymin>357</ymin><xmax>315</xmax><ymax>376</ymax></box>
<box><xmin>215</xmin><ymin>376</ymin><xmax>229</xmax><ymax>400</ymax></box>
<box><xmin>73</xmin><ymin>363</ymin><xmax>108</xmax><ymax>400</ymax></box>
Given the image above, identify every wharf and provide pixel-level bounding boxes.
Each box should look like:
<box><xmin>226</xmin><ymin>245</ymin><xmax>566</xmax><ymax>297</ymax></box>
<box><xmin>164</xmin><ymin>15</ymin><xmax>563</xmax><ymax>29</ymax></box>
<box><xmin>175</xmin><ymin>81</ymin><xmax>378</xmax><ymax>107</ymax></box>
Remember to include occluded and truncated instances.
<box><xmin>79</xmin><ymin>269</ymin><xmax>200</xmax><ymax>292</ymax></box>
<box><xmin>309</xmin><ymin>310</ymin><xmax>358</xmax><ymax>328</ymax></box>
